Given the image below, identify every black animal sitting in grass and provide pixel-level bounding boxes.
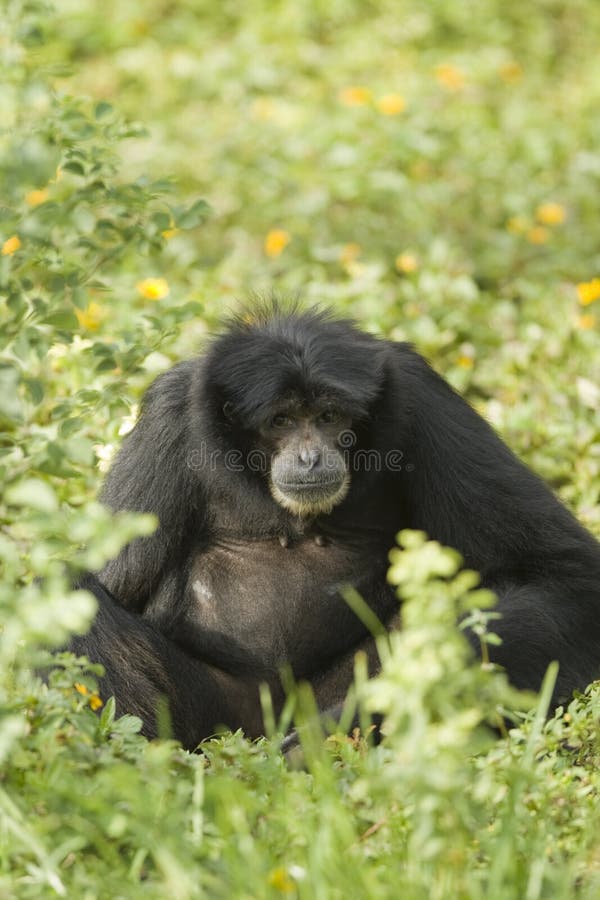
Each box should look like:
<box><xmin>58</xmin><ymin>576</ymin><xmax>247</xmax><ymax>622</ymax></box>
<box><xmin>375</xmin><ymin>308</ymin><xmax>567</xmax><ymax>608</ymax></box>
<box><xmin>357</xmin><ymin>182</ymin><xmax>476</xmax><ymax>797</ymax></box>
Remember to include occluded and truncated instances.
<box><xmin>71</xmin><ymin>304</ymin><xmax>600</xmax><ymax>747</ymax></box>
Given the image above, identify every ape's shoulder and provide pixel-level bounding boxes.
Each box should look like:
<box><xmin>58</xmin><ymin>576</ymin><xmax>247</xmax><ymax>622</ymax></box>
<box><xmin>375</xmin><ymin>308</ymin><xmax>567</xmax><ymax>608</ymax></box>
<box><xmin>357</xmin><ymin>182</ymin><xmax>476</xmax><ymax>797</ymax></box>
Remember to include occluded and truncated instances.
<box><xmin>141</xmin><ymin>359</ymin><xmax>201</xmax><ymax>414</ymax></box>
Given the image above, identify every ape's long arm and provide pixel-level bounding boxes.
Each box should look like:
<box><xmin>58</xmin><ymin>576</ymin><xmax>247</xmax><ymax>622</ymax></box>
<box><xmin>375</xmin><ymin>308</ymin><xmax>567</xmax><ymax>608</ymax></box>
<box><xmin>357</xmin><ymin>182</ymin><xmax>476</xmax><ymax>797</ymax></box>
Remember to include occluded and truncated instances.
<box><xmin>100</xmin><ymin>361</ymin><xmax>204</xmax><ymax>610</ymax></box>
<box><xmin>388</xmin><ymin>346</ymin><xmax>600</xmax><ymax>702</ymax></box>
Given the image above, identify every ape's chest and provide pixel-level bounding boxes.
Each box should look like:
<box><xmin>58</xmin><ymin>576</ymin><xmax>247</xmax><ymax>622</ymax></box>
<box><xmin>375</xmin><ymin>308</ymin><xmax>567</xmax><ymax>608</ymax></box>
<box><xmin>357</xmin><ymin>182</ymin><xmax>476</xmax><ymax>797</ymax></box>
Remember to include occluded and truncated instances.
<box><xmin>178</xmin><ymin>532</ymin><xmax>393</xmax><ymax>673</ymax></box>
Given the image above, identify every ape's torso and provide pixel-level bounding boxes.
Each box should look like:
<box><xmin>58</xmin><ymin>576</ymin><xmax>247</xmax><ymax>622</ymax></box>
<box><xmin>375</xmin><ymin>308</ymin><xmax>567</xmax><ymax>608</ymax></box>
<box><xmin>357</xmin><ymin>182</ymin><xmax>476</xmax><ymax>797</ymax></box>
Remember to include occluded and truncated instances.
<box><xmin>146</xmin><ymin>518</ymin><xmax>398</xmax><ymax>679</ymax></box>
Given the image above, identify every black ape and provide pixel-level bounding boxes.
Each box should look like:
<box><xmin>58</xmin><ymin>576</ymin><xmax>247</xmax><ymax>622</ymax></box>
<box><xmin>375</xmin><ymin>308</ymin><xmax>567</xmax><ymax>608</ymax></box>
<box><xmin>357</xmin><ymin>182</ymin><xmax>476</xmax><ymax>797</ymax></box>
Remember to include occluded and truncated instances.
<box><xmin>71</xmin><ymin>306</ymin><xmax>600</xmax><ymax>747</ymax></box>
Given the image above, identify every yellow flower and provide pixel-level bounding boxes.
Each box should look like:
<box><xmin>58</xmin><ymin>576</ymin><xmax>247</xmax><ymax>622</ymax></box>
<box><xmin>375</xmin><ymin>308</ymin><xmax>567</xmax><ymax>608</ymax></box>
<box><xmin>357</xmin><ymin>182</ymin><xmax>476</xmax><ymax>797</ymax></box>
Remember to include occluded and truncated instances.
<box><xmin>435</xmin><ymin>64</ymin><xmax>465</xmax><ymax>92</ymax></box>
<box><xmin>526</xmin><ymin>226</ymin><xmax>549</xmax><ymax>245</ymax></box>
<box><xmin>457</xmin><ymin>355</ymin><xmax>474</xmax><ymax>369</ymax></box>
<box><xmin>506</xmin><ymin>216</ymin><xmax>527</xmax><ymax>234</ymax></box>
<box><xmin>136</xmin><ymin>277</ymin><xmax>170</xmax><ymax>300</ymax></box>
<box><xmin>535</xmin><ymin>202</ymin><xmax>566</xmax><ymax>226</ymax></box>
<box><xmin>75</xmin><ymin>302</ymin><xmax>104</xmax><ymax>331</ymax></box>
<box><xmin>576</xmin><ymin>279</ymin><xmax>600</xmax><ymax>306</ymax></box>
<box><xmin>26</xmin><ymin>188</ymin><xmax>49</xmax><ymax>207</ymax></box>
<box><xmin>339</xmin><ymin>86</ymin><xmax>372</xmax><ymax>107</ymax></box>
<box><xmin>75</xmin><ymin>682</ymin><xmax>103</xmax><ymax>709</ymax></box>
<box><xmin>395</xmin><ymin>252</ymin><xmax>418</xmax><ymax>274</ymax></box>
<box><xmin>2</xmin><ymin>235</ymin><xmax>21</xmax><ymax>256</ymax></box>
<box><xmin>161</xmin><ymin>228</ymin><xmax>179</xmax><ymax>240</ymax></box>
<box><xmin>576</xmin><ymin>313</ymin><xmax>596</xmax><ymax>330</ymax></box>
<box><xmin>339</xmin><ymin>243</ymin><xmax>361</xmax><ymax>266</ymax></box>
<box><xmin>376</xmin><ymin>93</ymin><xmax>406</xmax><ymax>116</ymax></box>
<box><xmin>251</xmin><ymin>97</ymin><xmax>276</xmax><ymax>120</ymax></box>
<box><xmin>264</xmin><ymin>229</ymin><xmax>291</xmax><ymax>258</ymax></box>
<box><xmin>346</xmin><ymin>261</ymin><xmax>365</xmax><ymax>278</ymax></box>
<box><xmin>499</xmin><ymin>61</ymin><xmax>523</xmax><ymax>83</ymax></box>
<box><xmin>268</xmin><ymin>867</ymin><xmax>295</xmax><ymax>893</ymax></box>
<box><xmin>410</xmin><ymin>159</ymin><xmax>431</xmax><ymax>180</ymax></box>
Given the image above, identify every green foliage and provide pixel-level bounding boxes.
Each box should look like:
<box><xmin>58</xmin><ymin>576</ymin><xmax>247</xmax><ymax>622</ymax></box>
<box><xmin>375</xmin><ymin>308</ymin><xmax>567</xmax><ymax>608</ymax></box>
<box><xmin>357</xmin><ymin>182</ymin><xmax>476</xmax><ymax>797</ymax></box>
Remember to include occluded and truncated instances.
<box><xmin>0</xmin><ymin>0</ymin><xmax>206</xmax><ymax>816</ymax></box>
<box><xmin>4</xmin><ymin>532</ymin><xmax>600</xmax><ymax>898</ymax></box>
<box><xmin>2</xmin><ymin>0</ymin><xmax>600</xmax><ymax>896</ymax></box>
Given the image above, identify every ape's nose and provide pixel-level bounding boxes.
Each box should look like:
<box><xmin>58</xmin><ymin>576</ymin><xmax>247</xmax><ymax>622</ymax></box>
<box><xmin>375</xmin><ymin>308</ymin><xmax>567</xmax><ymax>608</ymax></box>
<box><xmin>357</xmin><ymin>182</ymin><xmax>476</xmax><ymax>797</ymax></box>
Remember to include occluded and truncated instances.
<box><xmin>298</xmin><ymin>447</ymin><xmax>320</xmax><ymax>469</ymax></box>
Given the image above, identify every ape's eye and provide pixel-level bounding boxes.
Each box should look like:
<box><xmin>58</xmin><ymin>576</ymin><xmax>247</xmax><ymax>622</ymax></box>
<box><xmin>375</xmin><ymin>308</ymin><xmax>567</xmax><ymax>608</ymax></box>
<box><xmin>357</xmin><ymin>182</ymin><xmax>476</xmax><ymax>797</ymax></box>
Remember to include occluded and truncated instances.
<box><xmin>272</xmin><ymin>413</ymin><xmax>294</xmax><ymax>428</ymax></box>
<box><xmin>317</xmin><ymin>409</ymin><xmax>340</xmax><ymax>425</ymax></box>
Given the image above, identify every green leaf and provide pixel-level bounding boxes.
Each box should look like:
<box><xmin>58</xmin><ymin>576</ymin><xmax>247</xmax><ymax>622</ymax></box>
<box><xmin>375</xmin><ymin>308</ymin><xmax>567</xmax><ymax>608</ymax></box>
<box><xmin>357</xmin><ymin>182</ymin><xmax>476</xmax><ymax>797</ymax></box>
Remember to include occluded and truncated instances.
<box><xmin>65</xmin><ymin>436</ymin><xmax>94</xmax><ymax>466</ymax></box>
<box><xmin>95</xmin><ymin>358</ymin><xmax>118</xmax><ymax>372</ymax></box>
<box><xmin>43</xmin><ymin>310</ymin><xmax>79</xmax><ymax>331</ymax></box>
<box><xmin>77</xmin><ymin>390</ymin><xmax>102</xmax><ymax>403</ymax></box>
<box><xmin>99</xmin><ymin>696</ymin><xmax>116</xmax><ymax>732</ymax></box>
<box><xmin>5</xmin><ymin>478</ymin><xmax>59</xmax><ymax>513</ymax></box>
<box><xmin>94</xmin><ymin>101</ymin><xmax>113</xmax><ymax>120</ymax></box>
<box><xmin>59</xmin><ymin>416</ymin><xmax>84</xmax><ymax>437</ymax></box>
<box><xmin>176</xmin><ymin>198</ymin><xmax>211</xmax><ymax>229</ymax></box>
<box><xmin>24</xmin><ymin>378</ymin><xmax>44</xmax><ymax>405</ymax></box>
<box><xmin>0</xmin><ymin>367</ymin><xmax>22</xmax><ymax>423</ymax></box>
<box><xmin>71</xmin><ymin>288</ymin><xmax>89</xmax><ymax>310</ymax></box>
<box><xmin>62</xmin><ymin>161</ymin><xmax>86</xmax><ymax>176</ymax></box>
<box><xmin>152</xmin><ymin>211</ymin><xmax>172</xmax><ymax>231</ymax></box>
<box><xmin>112</xmin><ymin>714</ymin><xmax>143</xmax><ymax>736</ymax></box>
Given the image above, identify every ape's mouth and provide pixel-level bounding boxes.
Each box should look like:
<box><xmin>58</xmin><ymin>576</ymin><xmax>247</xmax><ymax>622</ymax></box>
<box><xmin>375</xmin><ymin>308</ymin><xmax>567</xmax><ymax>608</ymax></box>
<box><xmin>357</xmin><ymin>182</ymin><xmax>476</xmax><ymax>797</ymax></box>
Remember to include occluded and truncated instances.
<box><xmin>279</xmin><ymin>477</ymin><xmax>344</xmax><ymax>491</ymax></box>
<box><xmin>270</xmin><ymin>474</ymin><xmax>350</xmax><ymax>516</ymax></box>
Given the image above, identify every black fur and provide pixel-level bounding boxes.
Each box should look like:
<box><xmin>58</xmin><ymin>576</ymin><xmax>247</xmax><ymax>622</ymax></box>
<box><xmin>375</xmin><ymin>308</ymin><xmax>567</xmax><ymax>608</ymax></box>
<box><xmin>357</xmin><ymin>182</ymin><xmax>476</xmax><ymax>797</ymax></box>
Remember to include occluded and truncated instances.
<box><xmin>69</xmin><ymin>305</ymin><xmax>600</xmax><ymax>747</ymax></box>
<box><xmin>70</xmin><ymin>575</ymin><xmax>267</xmax><ymax>744</ymax></box>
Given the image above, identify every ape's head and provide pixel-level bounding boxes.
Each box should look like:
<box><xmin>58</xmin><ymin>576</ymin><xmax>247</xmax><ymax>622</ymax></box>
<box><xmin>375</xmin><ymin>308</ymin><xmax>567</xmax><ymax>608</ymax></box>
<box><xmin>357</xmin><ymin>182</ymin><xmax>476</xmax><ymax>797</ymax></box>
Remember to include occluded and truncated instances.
<box><xmin>204</xmin><ymin>305</ymin><xmax>387</xmax><ymax>517</ymax></box>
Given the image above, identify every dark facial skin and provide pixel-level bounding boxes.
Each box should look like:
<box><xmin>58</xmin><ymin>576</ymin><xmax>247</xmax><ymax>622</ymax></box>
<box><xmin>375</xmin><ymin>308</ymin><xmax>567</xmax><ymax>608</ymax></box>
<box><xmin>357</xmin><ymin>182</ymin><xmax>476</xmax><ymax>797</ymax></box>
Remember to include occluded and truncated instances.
<box><xmin>258</xmin><ymin>402</ymin><xmax>352</xmax><ymax>517</ymax></box>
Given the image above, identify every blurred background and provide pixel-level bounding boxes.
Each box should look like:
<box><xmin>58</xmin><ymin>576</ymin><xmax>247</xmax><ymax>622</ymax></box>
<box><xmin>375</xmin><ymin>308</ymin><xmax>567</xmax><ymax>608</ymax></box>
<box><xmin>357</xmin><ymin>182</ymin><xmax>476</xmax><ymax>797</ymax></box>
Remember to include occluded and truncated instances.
<box><xmin>16</xmin><ymin>0</ymin><xmax>600</xmax><ymax>501</ymax></box>
<box><xmin>3</xmin><ymin>0</ymin><xmax>600</xmax><ymax>548</ymax></box>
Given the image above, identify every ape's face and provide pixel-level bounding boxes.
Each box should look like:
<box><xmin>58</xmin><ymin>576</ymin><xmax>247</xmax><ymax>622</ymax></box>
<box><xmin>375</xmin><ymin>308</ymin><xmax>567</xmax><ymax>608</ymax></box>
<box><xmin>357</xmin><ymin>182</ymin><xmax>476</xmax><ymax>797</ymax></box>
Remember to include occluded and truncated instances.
<box><xmin>259</xmin><ymin>400</ymin><xmax>352</xmax><ymax>517</ymax></box>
